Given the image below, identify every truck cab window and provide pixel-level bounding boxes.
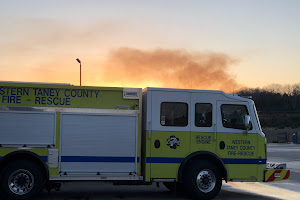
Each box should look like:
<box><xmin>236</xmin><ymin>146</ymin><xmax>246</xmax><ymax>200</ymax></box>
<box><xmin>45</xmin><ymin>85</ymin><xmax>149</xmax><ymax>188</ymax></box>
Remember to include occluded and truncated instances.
<box><xmin>160</xmin><ymin>102</ymin><xmax>188</xmax><ymax>127</ymax></box>
<box><xmin>221</xmin><ymin>104</ymin><xmax>252</xmax><ymax>130</ymax></box>
<box><xmin>195</xmin><ymin>103</ymin><xmax>212</xmax><ymax>127</ymax></box>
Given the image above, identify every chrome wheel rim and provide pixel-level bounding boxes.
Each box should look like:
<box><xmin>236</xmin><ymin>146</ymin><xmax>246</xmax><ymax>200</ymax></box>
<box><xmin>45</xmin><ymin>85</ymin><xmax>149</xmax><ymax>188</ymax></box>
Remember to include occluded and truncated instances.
<box><xmin>8</xmin><ymin>169</ymin><xmax>34</xmax><ymax>195</ymax></box>
<box><xmin>196</xmin><ymin>169</ymin><xmax>216</xmax><ymax>193</ymax></box>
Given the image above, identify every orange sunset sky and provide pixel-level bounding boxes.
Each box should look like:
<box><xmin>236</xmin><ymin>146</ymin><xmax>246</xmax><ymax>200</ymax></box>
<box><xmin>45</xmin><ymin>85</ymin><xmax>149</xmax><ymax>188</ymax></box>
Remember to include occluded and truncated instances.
<box><xmin>0</xmin><ymin>1</ymin><xmax>299</xmax><ymax>93</ymax></box>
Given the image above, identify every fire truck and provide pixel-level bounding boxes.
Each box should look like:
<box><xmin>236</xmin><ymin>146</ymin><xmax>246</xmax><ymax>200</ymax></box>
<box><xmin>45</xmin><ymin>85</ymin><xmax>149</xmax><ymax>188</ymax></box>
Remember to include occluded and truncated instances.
<box><xmin>0</xmin><ymin>81</ymin><xmax>290</xmax><ymax>199</ymax></box>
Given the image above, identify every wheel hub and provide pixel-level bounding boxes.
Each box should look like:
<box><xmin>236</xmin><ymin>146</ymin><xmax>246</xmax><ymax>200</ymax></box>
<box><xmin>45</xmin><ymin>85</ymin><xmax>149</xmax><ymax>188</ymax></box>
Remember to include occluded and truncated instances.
<box><xmin>202</xmin><ymin>176</ymin><xmax>209</xmax><ymax>184</ymax></box>
<box><xmin>8</xmin><ymin>169</ymin><xmax>34</xmax><ymax>195</ymax></box>
<box><xmin>196</xmin><ymin>169</ymin><xmax>216</xmax><ymax>193</ymax></box>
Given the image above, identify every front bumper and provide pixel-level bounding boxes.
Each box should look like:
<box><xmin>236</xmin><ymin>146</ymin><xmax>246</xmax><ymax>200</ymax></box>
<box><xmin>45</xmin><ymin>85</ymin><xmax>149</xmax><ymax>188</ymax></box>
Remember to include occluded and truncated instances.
<box><xmin>264</xmin><ymin>162</ymin><xmax>290</xmax><ymax>182</ymax></box>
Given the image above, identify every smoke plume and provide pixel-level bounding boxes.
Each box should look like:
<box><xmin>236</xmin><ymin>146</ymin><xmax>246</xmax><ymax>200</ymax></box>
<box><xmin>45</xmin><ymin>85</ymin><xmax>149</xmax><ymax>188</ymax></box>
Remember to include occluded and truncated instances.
<box><xmin>100</xmin><ymin>47</ymin><xmax>241</xmax><ymax>92</ymax></box>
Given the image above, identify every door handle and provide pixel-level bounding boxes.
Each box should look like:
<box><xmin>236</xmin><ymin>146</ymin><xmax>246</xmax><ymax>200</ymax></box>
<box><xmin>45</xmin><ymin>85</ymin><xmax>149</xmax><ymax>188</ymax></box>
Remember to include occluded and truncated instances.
<box><xmin>117</xmin><ymin>105</ymin><xmax>130</xmax><ymax>110</ymax></box>
<box><xmin>214</xmin><ymin>123</ymin><xmax>217</xmax><ymax>141</ymax></box>
<box><xmin>148</xmin><ymin>121</ymin><xmax>151</xmax><ymax>140</ymax></box>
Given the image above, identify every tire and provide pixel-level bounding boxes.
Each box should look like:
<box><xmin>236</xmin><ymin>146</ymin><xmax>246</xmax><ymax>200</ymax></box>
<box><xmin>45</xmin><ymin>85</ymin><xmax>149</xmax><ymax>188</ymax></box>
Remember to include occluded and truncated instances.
<box><xmin>163</xmin><ymin>182</ymin><xmax>185</xmax><ymax>193</ymax></box>
<box><xmin>184</xmin><ymin>160</ymin><xmax>222</xmax><ymax>200</ymax></box>
<box><xmin>0</xmin><ymin>159</ymin><xmax>45</xmax><ymax>200</ymax></box>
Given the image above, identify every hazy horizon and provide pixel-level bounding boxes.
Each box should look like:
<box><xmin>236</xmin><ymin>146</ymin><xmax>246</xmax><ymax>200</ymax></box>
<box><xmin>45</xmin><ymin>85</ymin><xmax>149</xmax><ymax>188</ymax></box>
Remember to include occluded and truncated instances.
<box><xmin>1</xmin><ymin>1</ymin><xmax>299</xmax><ymax>92</ymax></box>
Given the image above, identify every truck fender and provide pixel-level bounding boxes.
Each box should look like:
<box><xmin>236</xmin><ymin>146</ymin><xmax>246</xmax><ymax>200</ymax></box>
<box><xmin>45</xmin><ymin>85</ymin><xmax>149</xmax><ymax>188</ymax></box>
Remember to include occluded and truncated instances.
<box><xmin>0</xmin><ymin>150</ymin><xmax>49</xmax><ymax>180</ymax></box>
<box><xmin>178</xmin><ymin>151</ymin><xmax>227</xmax><ymax>182</ymax></box>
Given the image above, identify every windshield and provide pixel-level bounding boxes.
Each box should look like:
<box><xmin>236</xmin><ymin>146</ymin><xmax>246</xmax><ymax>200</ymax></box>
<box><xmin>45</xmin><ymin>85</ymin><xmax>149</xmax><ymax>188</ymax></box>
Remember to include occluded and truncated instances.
<box><xmin>253</xmin><ymin>104</ymin><xmax>263</xmax><ymax>133</ymax></box>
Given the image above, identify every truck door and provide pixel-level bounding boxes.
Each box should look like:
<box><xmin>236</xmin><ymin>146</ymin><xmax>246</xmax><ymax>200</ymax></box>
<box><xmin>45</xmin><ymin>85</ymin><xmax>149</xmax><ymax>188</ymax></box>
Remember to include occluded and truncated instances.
<box><xmin>149</xmin><ymin>90</ymin><xmax>191</xmax><ymax>179</ymax></box>
<box><xmin>190</xmin><ymin>93</ymin><xmax>217</xmax><ymax>155</ymax></box>
<box><xmin>216</xmin><ymin>101</ymin><xmax>259</xmax><ymax>180</ymax></box>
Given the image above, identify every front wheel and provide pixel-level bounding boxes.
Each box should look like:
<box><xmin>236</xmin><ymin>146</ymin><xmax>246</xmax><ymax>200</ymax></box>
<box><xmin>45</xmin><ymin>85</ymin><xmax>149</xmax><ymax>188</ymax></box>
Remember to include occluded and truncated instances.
<box><xmin>184</xmin><ymin>160</ymin><xmax>222</xmax><ymax>200</ymax></box>
<box><xmin>0</xmin><ymin>159</ymin><xmax>45</xmax><ymax>200</ymax></box>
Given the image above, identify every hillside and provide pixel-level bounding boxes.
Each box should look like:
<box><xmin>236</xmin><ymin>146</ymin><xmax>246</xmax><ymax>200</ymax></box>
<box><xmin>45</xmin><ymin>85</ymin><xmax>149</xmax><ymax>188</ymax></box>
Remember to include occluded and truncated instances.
<box><xmin>238</xmin><ymin>84</ymin><xmax>300</xmax><ymax>128</ymax></box>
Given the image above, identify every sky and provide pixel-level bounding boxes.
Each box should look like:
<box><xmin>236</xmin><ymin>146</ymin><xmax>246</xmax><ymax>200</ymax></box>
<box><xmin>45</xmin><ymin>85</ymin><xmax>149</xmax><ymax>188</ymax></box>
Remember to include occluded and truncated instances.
<box><xmin>0</xmin><ymin>0</ymin><xmax>299</xmax><ymax>92</ymax></box>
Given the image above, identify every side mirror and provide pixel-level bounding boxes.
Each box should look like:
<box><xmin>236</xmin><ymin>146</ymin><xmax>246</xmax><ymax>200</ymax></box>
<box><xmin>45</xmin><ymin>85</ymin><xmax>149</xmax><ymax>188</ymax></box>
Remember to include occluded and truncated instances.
<box><xmin>244</xmin><ymin>115</ymin><xmax>251</xmax><ymax>130</ymax></box>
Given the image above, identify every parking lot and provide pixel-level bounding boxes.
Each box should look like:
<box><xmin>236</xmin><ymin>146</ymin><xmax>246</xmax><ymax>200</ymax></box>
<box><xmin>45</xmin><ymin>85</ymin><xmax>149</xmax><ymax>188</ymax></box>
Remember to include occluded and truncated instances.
<box><xmin>36</xmin><ymin>144</ymin><xmax>300</xmax><ymax>200</ymax></box>
<box><xmin>262</xmin><ymin>143</ymin><xmax>300</xmax><ymax>192</ymax></box>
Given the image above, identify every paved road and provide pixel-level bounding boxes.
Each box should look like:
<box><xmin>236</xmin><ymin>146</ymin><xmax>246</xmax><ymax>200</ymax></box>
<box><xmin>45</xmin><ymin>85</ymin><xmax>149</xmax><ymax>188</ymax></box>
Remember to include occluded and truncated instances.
<box><xmin>262</xmin><ymin>143</ymin><xmax>300</xmax><ymax>192</ymax></box>
<box><xmin>34</xmin><ymin>144</ymin><xmax>300</xmax><ymax>200</ymax></box>
<box><xmin>36</xmin><ymin>182</ymin><xmax>285</xmax><ymax>200</ymax></box>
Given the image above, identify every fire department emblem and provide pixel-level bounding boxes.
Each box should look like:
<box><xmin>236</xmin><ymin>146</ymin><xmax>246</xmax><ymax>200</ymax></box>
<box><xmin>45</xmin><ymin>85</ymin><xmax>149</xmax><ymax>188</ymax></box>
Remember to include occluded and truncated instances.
<box><xmin>166</xmin><ymin>136</ymin><xmax>180</xmax><ymax>149</ymax></box>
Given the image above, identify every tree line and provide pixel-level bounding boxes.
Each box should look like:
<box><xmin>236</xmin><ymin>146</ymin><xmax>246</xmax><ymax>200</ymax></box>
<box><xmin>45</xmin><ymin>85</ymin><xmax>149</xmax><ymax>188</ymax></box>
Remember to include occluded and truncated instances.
<box><xmin>237</xmin><ymin>83</ymin><xmax>300</xmax><ymax>128</ymax></box>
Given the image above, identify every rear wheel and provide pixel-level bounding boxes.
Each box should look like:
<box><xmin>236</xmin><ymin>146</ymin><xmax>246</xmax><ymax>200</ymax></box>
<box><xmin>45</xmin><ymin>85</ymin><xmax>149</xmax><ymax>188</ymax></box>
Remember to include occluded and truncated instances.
<box><xmin>0</xmin><ymin>159</ymin><xmax>45</xmax><ymax>200</ymax></box>
<box><xmin>184</xmin><ymin>160</ymin><xmax>222</xmax><ymax>200</ymax></box>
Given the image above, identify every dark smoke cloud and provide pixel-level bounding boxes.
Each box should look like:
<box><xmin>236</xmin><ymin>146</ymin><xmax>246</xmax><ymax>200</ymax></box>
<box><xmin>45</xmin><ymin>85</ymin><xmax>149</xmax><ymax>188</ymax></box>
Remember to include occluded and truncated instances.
<box><xmin>101</xmin><ymin>47</ymin><xmax>241</xmax><ymax>92</ymax></box>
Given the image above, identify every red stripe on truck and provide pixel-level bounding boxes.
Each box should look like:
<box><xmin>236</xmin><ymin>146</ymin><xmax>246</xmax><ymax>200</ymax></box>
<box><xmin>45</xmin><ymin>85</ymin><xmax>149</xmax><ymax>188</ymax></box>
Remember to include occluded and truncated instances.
<box><xmin>266</xmin><ymin>170</ymin><xmax>282</xmax><ymax>182</ymax></box>
<box><xmin>283</xmin><ymin>170</ymin><xmax>290</xmax><ymax>180</ymax></box>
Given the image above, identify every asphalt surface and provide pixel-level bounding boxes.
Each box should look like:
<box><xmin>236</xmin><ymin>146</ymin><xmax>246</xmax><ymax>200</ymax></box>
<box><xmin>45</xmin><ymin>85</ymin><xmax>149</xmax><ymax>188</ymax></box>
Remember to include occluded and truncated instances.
<box><xmin>35</xmin><ymin>144</ymin><xmax>300</xmax><ymax>200</ymax></box>
<box><xmin>262</xmin><ymin>143</ymin><xmax>300</xmax><ymax>192</ymax></box>
<box><xmin>36</xmin><ymin>182</ymin><xmax>287</xmax><ymax>200</ymax></box>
